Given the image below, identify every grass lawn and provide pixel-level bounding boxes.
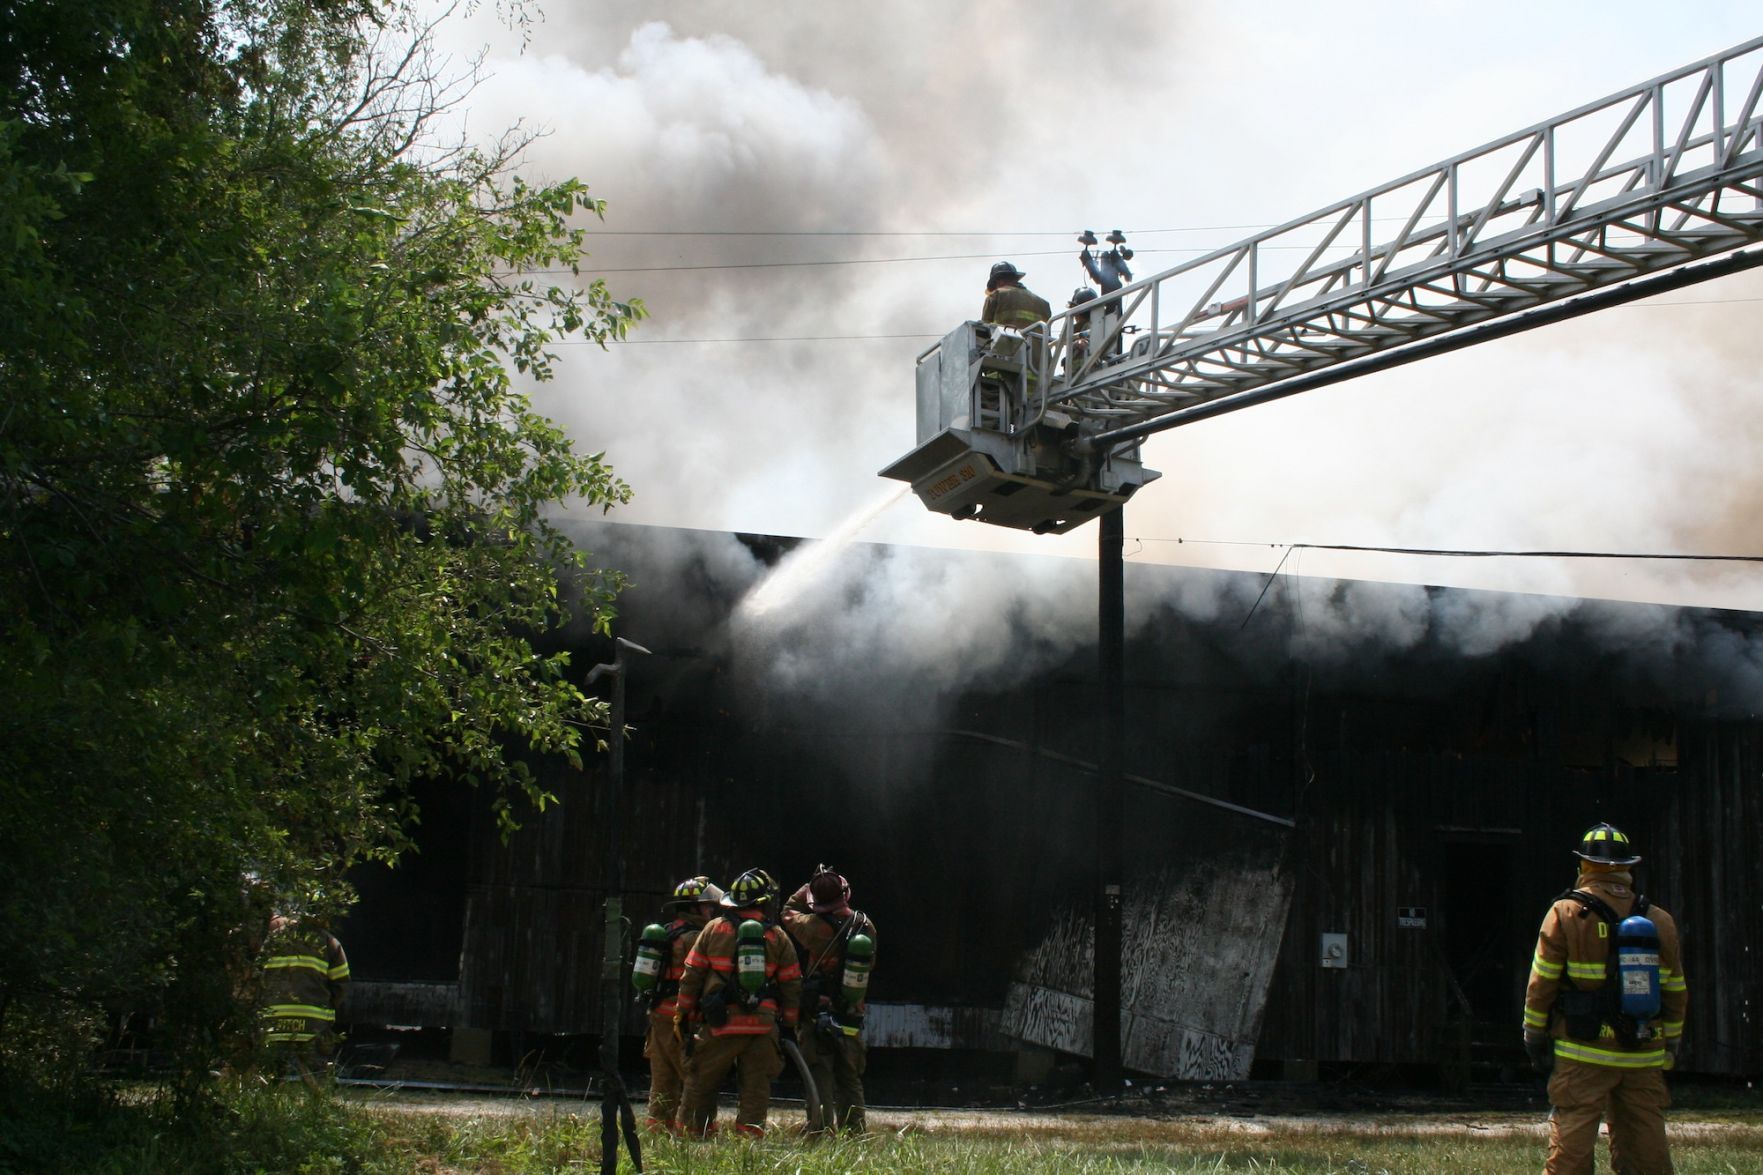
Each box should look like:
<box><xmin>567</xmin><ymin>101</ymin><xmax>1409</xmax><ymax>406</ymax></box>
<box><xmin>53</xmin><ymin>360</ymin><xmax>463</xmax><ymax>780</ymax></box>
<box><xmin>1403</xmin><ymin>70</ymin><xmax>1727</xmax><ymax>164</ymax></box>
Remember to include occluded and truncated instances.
<box><xmin>354</xmin><ymin>1092</ymin><xmax>1763</xmax><ymax>1174</ymax></box>
<box><xmin>11</xmin><ymin>1080</ymin><xmax>1761</xmax><ymax>1173</ymax></box>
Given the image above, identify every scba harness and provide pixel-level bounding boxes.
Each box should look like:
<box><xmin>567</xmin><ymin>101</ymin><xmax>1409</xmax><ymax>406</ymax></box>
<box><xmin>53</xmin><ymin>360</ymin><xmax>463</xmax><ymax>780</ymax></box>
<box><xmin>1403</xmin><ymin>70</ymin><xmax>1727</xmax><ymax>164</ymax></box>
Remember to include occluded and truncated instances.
<box><xmin>1553</xmin><ymin>888</ymin><xmax>1663</xmax><ymax>1047</ymax></box>
<box><xmin>631</xmin><ymin>920</ymin><xmax>698</xmax><ymax>1010</ymax></box>
<box><xmin>798</xmin><ymin>911</ymin><xmax>875</xmax><ymax>1042</ymax></box>
<box><xmin>702</xmin><ymin>919</ymin><xmax>780</xmax><ymax>1027</ymax></box>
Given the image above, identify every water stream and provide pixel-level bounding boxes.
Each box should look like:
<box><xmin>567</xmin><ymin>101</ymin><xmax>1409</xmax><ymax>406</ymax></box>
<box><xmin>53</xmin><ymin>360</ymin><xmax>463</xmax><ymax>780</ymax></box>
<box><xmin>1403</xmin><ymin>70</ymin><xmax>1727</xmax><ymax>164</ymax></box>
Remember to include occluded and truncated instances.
<box><xmin>735</xmin><ymin>485</ymin><xmax>910</xmax><ymax>623</ymax></box>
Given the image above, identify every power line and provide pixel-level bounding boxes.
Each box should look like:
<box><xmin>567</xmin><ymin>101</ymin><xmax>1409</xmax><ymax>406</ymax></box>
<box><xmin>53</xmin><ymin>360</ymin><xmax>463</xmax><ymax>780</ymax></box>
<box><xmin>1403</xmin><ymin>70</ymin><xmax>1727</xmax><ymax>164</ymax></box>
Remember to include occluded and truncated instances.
<box><xmin>518</xmin><ymin>247</ymin><xmax>1072</xmax><ymax>276</ymax></box>
<box><xmin>581</xmin><ymin>223</ymin><xmax>1380</xmax><ymax>238</ymax></box>
<box><xmin>520</xmin><ymin>244</ymin><xmax>1763</xmax><ymax>279</ymax></box>
<box><xmin>1296</xmin><ymin>543</ymin><xmax>1763</xmax><ymax>562</ymax></box>
<box><xmin>1139</xmin><ymin>537</ymin><xmax>1763</xmax><ymax>563</ymax></box>
<box><xmin>518</xmin><ymin>243</ymin><xmax>1380</xmax><ymax>277</ymax></box>
<box><xmin>556</xmin><ymin>333</ymin><xmax>939</xmax><ymax>345</ymax></box>
<box><xmin>542</xmin><ymin>294</ymin><xmax>1763</xmax><ymax>345</ymax></box>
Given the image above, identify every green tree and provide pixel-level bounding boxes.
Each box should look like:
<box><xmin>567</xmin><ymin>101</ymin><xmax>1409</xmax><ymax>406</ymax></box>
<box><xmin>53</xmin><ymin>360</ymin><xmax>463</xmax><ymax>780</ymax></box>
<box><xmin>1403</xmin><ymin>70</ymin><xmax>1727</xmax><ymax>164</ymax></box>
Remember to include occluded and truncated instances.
<box><xmin>0</xmin><ymin>0</ymin><xmax>641</xmax><ymax>1086</ymax></box>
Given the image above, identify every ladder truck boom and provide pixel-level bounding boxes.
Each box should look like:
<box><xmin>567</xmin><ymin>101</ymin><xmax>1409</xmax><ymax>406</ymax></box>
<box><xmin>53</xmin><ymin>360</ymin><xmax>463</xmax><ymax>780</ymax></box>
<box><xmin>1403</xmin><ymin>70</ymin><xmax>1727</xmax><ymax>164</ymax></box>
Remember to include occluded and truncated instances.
<box><xmin>882</xmin><ymin>35</ymin><xmax>1763</xmax><ymax>534</ymax></box>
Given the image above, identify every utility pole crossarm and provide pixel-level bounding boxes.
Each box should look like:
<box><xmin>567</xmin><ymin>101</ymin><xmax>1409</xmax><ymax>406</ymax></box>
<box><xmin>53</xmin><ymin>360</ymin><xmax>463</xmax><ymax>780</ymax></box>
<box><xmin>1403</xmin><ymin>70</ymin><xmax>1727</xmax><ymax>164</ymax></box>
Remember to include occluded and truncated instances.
<box><xmin>1043</xmin><ymin>36</ymin><xmax>1763</xmax><ymax>438</ymax></box>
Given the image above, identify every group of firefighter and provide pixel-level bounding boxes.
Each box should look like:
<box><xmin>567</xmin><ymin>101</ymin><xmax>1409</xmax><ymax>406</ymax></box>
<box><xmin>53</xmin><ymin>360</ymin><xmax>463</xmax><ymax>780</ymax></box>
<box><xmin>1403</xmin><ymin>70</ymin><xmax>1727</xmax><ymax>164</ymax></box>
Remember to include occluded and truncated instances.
<box><xmin>248</xmin><ymin>822</ymin><xmax>1687</xmax><ymax>1168</ymax></box>
<box><xmin>633</xmin><ymin>864</ymin><xmax>877</xmax><ymax>1139</ymax></box>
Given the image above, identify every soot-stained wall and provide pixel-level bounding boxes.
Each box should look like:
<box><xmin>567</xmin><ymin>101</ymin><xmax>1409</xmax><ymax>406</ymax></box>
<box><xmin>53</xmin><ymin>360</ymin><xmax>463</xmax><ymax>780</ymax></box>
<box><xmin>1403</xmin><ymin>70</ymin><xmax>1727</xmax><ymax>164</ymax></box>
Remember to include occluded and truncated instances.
<box><xmin>341</xmin><ymin>525</ymin><xmax>1763</xmax><ymax>1077</ymax></box>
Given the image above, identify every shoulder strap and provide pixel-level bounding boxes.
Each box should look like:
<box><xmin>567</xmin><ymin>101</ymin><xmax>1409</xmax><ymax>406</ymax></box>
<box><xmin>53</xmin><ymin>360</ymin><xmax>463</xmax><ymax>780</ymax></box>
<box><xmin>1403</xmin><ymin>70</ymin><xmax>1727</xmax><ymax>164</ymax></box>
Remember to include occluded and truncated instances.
<box><xmin>1560</xmin><ymin>887</ymin><xmax>1650</xmax><ymax>924</ymax></box>
<box><xmin>1558</xmin><ymin>887</ymin><xmax>1622</xmax><ymax>926</ymax></box>
<box><xmin>806</xmin><ymin>913</ymin><xmax>856</xmax><ymax>977</ymax></box>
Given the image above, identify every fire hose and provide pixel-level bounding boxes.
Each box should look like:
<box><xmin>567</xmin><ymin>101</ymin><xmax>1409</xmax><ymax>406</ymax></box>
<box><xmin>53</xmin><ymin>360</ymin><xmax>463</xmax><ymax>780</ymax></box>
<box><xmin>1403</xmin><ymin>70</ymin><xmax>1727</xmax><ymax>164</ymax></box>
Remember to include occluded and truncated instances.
<box><xmin>780</xmin><ymin>1035</ymin><xmax>822</xmax><ymax>1130</ymax></box>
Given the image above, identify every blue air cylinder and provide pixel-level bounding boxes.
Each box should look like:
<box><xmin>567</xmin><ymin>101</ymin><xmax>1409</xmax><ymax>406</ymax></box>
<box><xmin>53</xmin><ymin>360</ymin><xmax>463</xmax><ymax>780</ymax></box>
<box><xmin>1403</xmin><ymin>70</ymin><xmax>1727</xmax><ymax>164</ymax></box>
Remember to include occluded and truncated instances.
<box><xmin>1615</xmin><ymin>914</ymin><xmax>1661</xmax><ymax>1020</ymax></box>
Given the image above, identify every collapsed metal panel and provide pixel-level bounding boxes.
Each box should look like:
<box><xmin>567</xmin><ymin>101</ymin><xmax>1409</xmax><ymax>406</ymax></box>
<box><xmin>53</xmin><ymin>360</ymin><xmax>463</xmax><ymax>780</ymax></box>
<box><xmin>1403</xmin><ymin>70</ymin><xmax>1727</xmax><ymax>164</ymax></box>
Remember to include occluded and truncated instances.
<box><xmin>1003</xmin><ymin>857</ymin><xmax>1293</xmax><ymax>1082</ymax></box>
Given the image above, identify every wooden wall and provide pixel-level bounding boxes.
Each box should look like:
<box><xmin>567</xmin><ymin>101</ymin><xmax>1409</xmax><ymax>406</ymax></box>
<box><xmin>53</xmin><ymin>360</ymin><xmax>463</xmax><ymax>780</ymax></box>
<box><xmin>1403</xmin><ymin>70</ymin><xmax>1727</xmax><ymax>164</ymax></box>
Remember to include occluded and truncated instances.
<box><xmin>339</xmin><ymin>548</ymin><xmax>1763</xmax><ymax>1079</ymax></box>
<box><xmin>1658</xmin><ymin>722</ymin><xmax>1763</xmax><ymax>1075</ymax></box>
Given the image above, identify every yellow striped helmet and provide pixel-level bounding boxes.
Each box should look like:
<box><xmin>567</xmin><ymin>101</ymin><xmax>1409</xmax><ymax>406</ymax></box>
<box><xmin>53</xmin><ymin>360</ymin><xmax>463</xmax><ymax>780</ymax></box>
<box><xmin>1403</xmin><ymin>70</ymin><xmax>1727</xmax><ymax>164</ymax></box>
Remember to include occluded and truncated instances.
<box><xmin>721</xmin><ymin>868</ymin><xmax>777</xmax><ymax>909</ymax></box>
<box><xmin>1574</xmin><ymin>822</ymin><xmax>1641</xmax><ymax>866</ymax></box>
<box><xmin>664</xmin><ymin>876</ymin><xmax>725</xmax><ymax>908</ymax></box>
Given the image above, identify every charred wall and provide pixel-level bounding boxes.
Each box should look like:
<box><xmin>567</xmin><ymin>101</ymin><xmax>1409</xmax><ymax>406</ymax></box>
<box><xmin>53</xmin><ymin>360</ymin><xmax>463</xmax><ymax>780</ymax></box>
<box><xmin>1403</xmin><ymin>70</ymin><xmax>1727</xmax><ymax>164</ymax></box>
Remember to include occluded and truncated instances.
<box><xmin>340</xmin><ymin>529</ymin><xmax>1763</xmax><ymax>1077</ymax></box>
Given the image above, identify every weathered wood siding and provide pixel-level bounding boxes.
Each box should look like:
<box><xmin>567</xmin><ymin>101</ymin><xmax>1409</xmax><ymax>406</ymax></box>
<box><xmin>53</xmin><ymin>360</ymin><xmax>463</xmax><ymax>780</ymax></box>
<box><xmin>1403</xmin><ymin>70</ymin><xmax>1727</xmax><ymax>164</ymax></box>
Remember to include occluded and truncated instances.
<box><xmin>1658</xmin><ymin>722</ymin><xmax>1763</xmax><ymax>1075</ymax></box>
<box><xmin>338</xmin><ymin>531</ymin><xmax>1763</xmax><ymax>1079</ymax></box>
<box><xmin>1250</xmin><ymin>744</ymin><xmax>1738</xmax><ymax>1070</ymax></box>
<box><xmin>1003</xmin><ymin>856</ymin><xmax>1293</xmax><ymax>1080</ymax></box>
<box><xmin>456</xmin><ymin>764</ymin><xmax>724</xmax><ymax>1033</ymax></box>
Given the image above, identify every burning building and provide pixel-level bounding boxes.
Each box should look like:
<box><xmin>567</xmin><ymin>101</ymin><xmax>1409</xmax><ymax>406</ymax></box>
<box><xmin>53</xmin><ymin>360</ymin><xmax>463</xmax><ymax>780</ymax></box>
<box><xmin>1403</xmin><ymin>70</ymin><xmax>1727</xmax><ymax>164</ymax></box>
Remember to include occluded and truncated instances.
<box><xmin>342</xmin><ymin>521</ymin><xmax>1763</xmax><ymax>1081</ymax></box>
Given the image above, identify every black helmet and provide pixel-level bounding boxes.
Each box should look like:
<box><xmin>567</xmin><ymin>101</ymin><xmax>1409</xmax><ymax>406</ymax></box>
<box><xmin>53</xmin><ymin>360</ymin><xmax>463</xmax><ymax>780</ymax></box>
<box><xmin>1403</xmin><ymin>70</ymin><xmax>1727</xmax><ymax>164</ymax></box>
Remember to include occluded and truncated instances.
<box><xmin>988</xmin><ymin>260</ymin><xmax>1026</xmax><ymax>288</ymax></box>
<box><xmin>1077</xmin><ymin>229</ymin><xmax>1099</xmax><ymax>246</ymax></box>
<box><xmin>1573</xmin><ymin>822</ymin><xmax>1641</xmax><ymax>866</ymax></box>
<box><xmin>664</xmin><ymin>875</ymin><xmax>725</xmax><ymax>909</ymax></box>
<box><xmin>721</xmin><ymin>867</ymin><xmax>778</xmax><ymax>909</ymax></box>
<box><xmin>1069</xmin><ymin>287</ymin><xmax>1098</xmax><ymax>308</ymax></box>
<box><xmin>1105</xmin><ymin>229</ymin><xmax>1127</xmax><ymax>245</ymax></box>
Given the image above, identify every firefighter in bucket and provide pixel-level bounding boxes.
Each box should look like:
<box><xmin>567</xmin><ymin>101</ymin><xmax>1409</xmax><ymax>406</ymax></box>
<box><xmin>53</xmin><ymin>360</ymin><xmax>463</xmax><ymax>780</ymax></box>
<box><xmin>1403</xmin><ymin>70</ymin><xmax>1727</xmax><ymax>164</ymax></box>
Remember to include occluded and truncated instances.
<box><xmin>1522</xmin><ymin>822</ymin><xmax>1687</xmax><ymax>1173</ymax></box>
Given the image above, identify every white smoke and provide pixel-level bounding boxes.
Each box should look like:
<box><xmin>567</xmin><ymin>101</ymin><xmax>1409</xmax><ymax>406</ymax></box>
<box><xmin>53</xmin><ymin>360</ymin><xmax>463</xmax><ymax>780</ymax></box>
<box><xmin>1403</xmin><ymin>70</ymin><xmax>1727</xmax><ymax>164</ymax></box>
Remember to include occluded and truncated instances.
<box><xmin>448</xmin><ymin>4</ymin><xmax>1763</xmax><ymax>713</ymax></box>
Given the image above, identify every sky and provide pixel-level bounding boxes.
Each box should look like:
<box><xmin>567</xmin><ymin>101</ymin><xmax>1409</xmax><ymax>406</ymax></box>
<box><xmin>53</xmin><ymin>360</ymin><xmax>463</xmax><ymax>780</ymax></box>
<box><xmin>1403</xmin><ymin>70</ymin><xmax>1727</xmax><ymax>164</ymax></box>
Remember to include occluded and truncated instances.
<box><xmin>426</xmin><ymin>2</ymin><xmax>1763</xmax><ymax>617</ymax></box>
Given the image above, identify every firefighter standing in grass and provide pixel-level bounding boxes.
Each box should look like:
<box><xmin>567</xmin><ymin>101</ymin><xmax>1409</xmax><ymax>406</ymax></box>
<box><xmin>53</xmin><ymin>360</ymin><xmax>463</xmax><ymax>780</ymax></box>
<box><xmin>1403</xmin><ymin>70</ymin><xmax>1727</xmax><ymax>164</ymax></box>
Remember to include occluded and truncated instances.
<box><xmin>258</xmin><ymin>911</ymin><xmax>350</xmax><ymax>1088</ymax></box>
<box><xmin>675</xmin><ymin>868</ymin><xmax>802</xmax><ymax>1137</ymax></box>
<box><xmin>781</xmin><ymin>866</ymin><xmax>877</xmax><ymax>1134</ymax></box>
<box><xmin>1523</xmin><ymin>823</ymin><xmax>1687</xmax><ymax>1173</ymax></box>
<box><xmin>634</xmin><ymin>876</ymin><xmax>723</xmax><ymax>1132</ymax></box>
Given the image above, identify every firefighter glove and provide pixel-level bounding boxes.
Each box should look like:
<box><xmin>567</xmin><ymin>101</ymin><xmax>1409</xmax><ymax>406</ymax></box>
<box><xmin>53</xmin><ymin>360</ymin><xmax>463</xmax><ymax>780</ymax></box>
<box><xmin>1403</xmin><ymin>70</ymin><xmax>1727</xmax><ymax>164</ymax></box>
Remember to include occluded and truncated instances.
<box><xmin>1524</xmin><ymin>1030</ymin><xmax>1554</xmax><ymax>1075</ymax></box>
<box><xmin>816</xmin><ymin>1011</ymin><xmax>837</xmax><ymax>1043</ymax></box>
<box><xmin>672</xmin><ymin>1017</ymin><xmax>685</xmax><ymax>1045</ymax></box>
<box><xmin>1666</xmin><ymin>1039</ymin><xmax>1681</xmax><ymax>1069</ymax></box>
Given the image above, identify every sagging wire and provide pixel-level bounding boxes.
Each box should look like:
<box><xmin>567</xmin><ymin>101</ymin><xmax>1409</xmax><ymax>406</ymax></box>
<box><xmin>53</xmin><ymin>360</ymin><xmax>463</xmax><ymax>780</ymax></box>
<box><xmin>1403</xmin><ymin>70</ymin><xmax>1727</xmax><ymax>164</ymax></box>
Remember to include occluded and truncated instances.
<box><xmin>1239</xmin><ymin>545</ymin><xmax>1296</xmax><ymax>631</ymax></box>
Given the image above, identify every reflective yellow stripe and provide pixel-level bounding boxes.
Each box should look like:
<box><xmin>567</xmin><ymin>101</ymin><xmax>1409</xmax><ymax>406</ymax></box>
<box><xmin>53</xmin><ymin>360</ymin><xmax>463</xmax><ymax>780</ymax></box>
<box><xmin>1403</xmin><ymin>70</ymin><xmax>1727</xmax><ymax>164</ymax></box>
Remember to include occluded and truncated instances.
<box><xmin>1523</xmin><ymin>1007</ymin><xmax>1550</xmax><ymax>1028</ymax></box>
<box><xmin>1531</xmin><ymin>954</ymin><xmax>1563</xmax><ymax>979</ymax></box>
<box><xmin>264</xmin><ymin>955</ymin><xmax>330</xmax><ymax>972</ymax></box>
<box><xmin>1566</xmin><ymin>962</ymin><xmax>1605</xmax><ymax>980</ymax></box>
<box><xmin>328</xmin><ymin>963</ymin><xmax>351</xmax><ymax>980</ymax></box>
<box><xmin>1554</xmin><ymin>1039</ymin><xmax>1666</xmax><ymax>1069</ymax></box>
<box><xmin>1662</xmin><ymin>976</ymin><xmax>1687</xmax><ymax>992</ymax></box>
<box><xmin>263</xmin><ymin>1004</ymin><xmax>335</xmax><ymax>1021</ymax></box>
<box><xmin>1662</xmin><ymin>1020</ymin><xmax>1684</xmax><ymax>1038</ymax></box>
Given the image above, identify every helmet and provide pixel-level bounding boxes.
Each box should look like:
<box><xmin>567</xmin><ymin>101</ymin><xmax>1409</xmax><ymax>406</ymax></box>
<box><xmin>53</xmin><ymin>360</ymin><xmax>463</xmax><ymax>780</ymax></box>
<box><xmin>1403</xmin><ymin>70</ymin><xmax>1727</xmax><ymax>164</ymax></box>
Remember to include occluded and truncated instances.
<box><xmin>988</xmin><ymin>261</ymin><xmax>1026</xmax><ymax>289</ymax></box>
<box><xmin>807</xmin><ymin>866</ymin><xmax>851</xmax><ymax>914</ymax></box>
<box><xmin>1069</xmin><ymin>287</ymin><xmax>1099</xmax><ymax>308</ymax></box>
<box><xmin>664</xmin><ymin>875</ymin><xmax>725</xmax><ymax>909</ymax></box>
<box><xmin>1077</xmin><ymin>229</ymin><xmax>1099</xmax><ymax>246</ymax></box>
<box><xmin>1573</xmin><ymin>822</ymin><xmax>1642</xmax><ymax>866</ymax></box>
<box><xmin>1105</xmin><ymin>229</ymin><xmax>1127</xmax><ymax>245</ymax></box>
<box><xmin>721</xmin><ymin>868</ymin><xmax>778</xmax><ymax>909</ymax></box>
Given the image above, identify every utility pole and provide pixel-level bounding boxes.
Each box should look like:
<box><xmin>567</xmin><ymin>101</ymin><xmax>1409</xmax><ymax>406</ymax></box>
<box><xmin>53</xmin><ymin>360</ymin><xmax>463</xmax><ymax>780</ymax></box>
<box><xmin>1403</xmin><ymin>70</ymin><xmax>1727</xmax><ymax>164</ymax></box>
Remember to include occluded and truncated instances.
<box><xmin>587</xmin><ymin>636</ymin><xmax>650</xmax><ymax>1175</ymax></box>
<box><xmin>1094</xmin><ymin>506</ymin><xmax>1124</xmax><ymax>1093</ymax></box>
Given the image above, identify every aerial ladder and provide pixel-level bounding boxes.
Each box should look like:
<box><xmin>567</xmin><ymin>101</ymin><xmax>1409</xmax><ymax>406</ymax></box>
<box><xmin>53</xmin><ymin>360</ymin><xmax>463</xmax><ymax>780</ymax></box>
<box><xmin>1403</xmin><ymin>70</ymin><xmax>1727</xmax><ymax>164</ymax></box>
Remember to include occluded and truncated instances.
<box><xmin>880</xmin><ymin>33</ymin><xmax>1763</xmax><ymax>1096</ymax></box>
<box><xmin>882</xmin><ymin>35</ymin><xmax>1763</xmax><ymax>534</ymax></box>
